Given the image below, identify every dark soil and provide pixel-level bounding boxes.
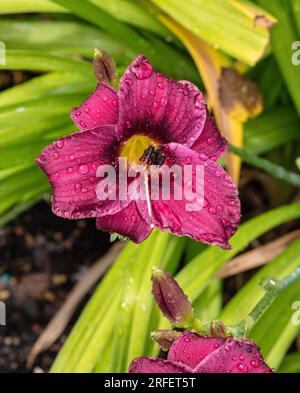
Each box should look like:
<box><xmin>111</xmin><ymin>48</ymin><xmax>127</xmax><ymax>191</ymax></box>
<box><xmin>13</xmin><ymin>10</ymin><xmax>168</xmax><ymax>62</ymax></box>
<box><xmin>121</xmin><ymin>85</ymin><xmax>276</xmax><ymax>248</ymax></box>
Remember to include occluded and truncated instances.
<box><xmin>0</xmin><ymin>201</ymin><xmax>110</xmax><ymax>373</ymax></box>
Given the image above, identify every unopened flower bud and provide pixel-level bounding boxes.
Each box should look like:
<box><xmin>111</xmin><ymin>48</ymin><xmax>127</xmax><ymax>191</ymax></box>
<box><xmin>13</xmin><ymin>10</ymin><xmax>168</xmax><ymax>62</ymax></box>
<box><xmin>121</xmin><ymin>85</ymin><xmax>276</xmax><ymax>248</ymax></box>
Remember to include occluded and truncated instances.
<box><xmin>151</xmin><ymin>267</ymin><xmax>194</xmax><ymax>327</ymax></box>
<box><xmin>93</xmin><ymin>49</ymin><xmax>117</xmax><ymax>85</ymax></box>
<box><xmin>151</xmin><ymin>329</ymin><xmax>180</xmax><ymax>351</ymax></box>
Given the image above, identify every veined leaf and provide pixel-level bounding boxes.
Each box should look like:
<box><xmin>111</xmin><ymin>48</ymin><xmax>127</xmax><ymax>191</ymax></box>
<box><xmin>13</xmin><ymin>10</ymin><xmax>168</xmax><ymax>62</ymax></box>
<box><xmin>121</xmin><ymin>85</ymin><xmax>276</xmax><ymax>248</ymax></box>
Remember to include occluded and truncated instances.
<box><xmin>51</xmin><ymin>232</ymin><xmax>185</xmax><ymax>372</ymax></box>
<box><xmin>0</xmin><ymin>49</ymin><xmax>92</xmax><ymax>73</ymax></box>
<box><xmin>0</xmin><ymin>19</ymin><xmax>135</xmax><ymax>61</ymax></box>
<box><xmin>90</xmin><ymin>0</ymin><xmax>169</xmax><ymax>36</ymax></box>
<box><xmin>0</xmin><ymin>72</ymin><xmax>94</xmax><ymax>108</ymax></box>
<box><xmin>151</xmin><ymin>0</ymin><xmax>276</xmax><ymax>65</ymax></box>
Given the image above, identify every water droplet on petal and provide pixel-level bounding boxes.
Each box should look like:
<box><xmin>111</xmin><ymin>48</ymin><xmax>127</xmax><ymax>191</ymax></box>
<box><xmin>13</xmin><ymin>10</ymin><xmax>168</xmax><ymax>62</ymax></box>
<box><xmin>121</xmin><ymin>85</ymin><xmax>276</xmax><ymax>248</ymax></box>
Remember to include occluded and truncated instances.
<box><xmin>208</xmin><ymin>207</ymin><xmax>217</xmax><ymax>215</ymax></box>
<box><xmin>75</xmin><ymin>183</ymin><xmax>81</xmax><ymax>192</ymax></box>
<box><xmin>79</xmin><ymin>120</ymin><xmax>87</xmax><ymax>128</ymax></box>
<box><xmin>157</xmin><ymin>81</ymin><xmax>165</xmax><ymax>89</ymax></box>
<box><xmin>69</xmin><ymin>154</ymin><xmax>76</xmax><ymax>162</ymax></box>
<box><xmin>131</xmin><ymin>215</ymin><xmax>136</xmax><ymax>223</ymax></box>
<box><xmin>78</xmin><ymin>164</ymin><xmax>89</xmax><ymax>174</ymax></box>
<box><xmin>55</xmin><ymin>140</ymin><xmax>64</xmax><ymax>149</ymax></box>
<box><xmin>54</xmin><ymin>152</ymin><xmax>59</xmax><ymax>159</ymax></box>
<box><xmin>194</xmin><ymin>93</ymin><xmax>204</xmax><ymax>109</ymax></box>
<box><xmin>200</xmin><ymin>153</ymin><xmax>208</xmax><ymax>161</ymax></box>
<box><xmin>250</xmin><ymin>360</ymin><xmax>259</xmax><ymax>368</ymax></box>
<box><xmin>130</xmin><ymin>57</ymin><xmax>153</xmax><ymax>79</ymax></box>
<box><xmin>237</xmin><ymin>363</ymin><xmax>248</xmax><ymax>372</ymax></box>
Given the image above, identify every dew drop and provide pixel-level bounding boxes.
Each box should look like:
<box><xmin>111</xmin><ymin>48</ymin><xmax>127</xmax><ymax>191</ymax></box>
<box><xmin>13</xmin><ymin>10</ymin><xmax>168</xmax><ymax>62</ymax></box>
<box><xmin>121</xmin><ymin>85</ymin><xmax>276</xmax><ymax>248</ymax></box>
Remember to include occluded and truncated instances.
<box><xmin>79</xmin><ymin>120</ymin><xmax>87</xmax><ymax>128</ymax></box>
<box><xmin>237</xmin><ymin>363</ymin><xmax>248</xmax><ymax>372</ymax></box>
<box><xmin>194</xmin><ymin>93</ymin><xmax>203</xmax><ymax>109</ymax></box>
<box><xmin>74</xmin><ymin>183</ymin><xmax>81</xmax><ymax>192</ymax></box>
<box><xmin>208</xmin><ymin>206</ymin><xmax>217</xmax><ymax>215</ymax></box>
<box><xmin>250</xmin><ymin>360</ymin><xmax>259</xmax><ymax>368</ymax></box>
<box><xmin>54</xmin><ymin>152</ymin><xmax>59</xmax><ymax>159</ymax></box>
<box><xmin>78</xmin><ymin>164</ymin><xmax>89</xmax><ymax>175</ymax></box>
<box><xmin>157</xmin><ymin>81</ymin><xmax>165</xmax><ymax>89</ymax></box>
<box><xmin>200</xmin><ymin>153</ymin><xmax>208</xmax><ymax>161</ymax></box>
<box><xmin>55</xmin><ymin>140</ymin><xmax>64</xmax><ymax>149</ymax></box>
<box><xmin>130</xmin><ymin>57</ymin><xmax>153</xmax><ymax>79</ymax></box>
<box><xmin>160</xmin><ymin>97</ymin><xmax>167</xmax><ymax>106</ymax></box>
<box><xmin>69</xmin><ymin>154</ymin><xmax>76</xmax><ymax>162</ymax></box>
<box><xmin>224</xmin><ymin>345</ymin><xmax>231</xmax><ymax>352</ymax></box>
<box><xmin>131</xmin><ymin>215</ymin><xmax>136</xmax><ymax>223</ymax></box>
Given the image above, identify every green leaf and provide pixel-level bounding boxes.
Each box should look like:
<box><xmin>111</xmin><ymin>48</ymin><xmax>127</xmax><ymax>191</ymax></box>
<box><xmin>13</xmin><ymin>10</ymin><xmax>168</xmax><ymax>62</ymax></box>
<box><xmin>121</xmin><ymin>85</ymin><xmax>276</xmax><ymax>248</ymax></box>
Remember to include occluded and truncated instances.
<box><xmin>291</xmin><ymin>0</ymin><xmax>300</xmax><ymax>35</ymax></box>
<box><xmin>0</xmin><ymin>19</ymin><xmax>135</xmax><ymax>61</ymax></box>
<box><xmin>258</xmin><ymin>0</ymin><xmax>300</xmax><ymax>116</ymax></box>
<box><xmin>0</xmin><ymin>0</ymin><xmax>66</xmax><ymax>14</ymax></box>
<box><xmin>0</xmin><ymin>72</ymin><xmax>94</xmax><ymax>108</ymax></box>
<box><xmin>90</xmin><ymin>0</ymin><xmax>169</xmax><ymax>37</ymax></box>
<box><xmin>51</xmin><ymin>232</ymin><xmax>185</xmax><ymax>372</ymax></box>
<box><xmin>0</xmin><ymin>49</ymin><xmax>93</xmax><ymax>73</ymax></box>
<box><xmin>176</xmin><ymin>201</ymin><xmax>300</xmax><ymax>304</ymax></box>
<box><xmin>244</xmin><ymin>106</ymin><xmax>300</xmax><ymax>154</ymax></box>
<box><xmin>192</xmin><ymin>280</ymin><xmax>222</xmax><ymax>322</ymax></box>
<box><xmin>151</xmin><ymin>0</ymin><xmax>276</xmax><ymax>65</ymax></box>
<box><xmin>229</xmin><ymin>144</ymin><xmax>300</xmax><ymax>186</ymax></box>
<box><xmin>278</xmin><ymin>352</ymin><xmax>300</xmax><ymax>373</ymax></box>
<box><xmin>221</xmin><ymin>238</ymin><xmax>300</xmax><ymax>325</ymax></box>
<box><xmin>249</xmin><ymin>269</ymin><xmax>300</xmax><ymax>369</ymax></box>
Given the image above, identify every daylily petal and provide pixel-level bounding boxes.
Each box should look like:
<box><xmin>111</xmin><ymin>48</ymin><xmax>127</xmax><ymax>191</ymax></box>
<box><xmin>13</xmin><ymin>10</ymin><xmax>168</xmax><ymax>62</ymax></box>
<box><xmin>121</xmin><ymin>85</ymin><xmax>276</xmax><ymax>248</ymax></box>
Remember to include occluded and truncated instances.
<box><xmin>194</xmin><ymin>337</ymin><xmax>273</xmax><ymax>373</ymax></box>
<box><xmin>36</xmin><ymin>126</ymin><xmax>128</xmax><ymax>219</ymax></box>
<box><xmin>129</xmin><ymin>357</ymin><xmax>192</xmax><ymax>373</ymax></box>
<box><xmin>71</xmin><ymin>82</ymin><xmax>118</xmax><ymax>131</ymax></box>
<box><xmin>96</xmin><ymin>202</ymin><xmax>152</xmax><ymax>242</ymax></box>
<box><xmin>168</xmin><ymin>332</ymin><xmax>224</xmax><ymax>368</ymax></box>
<box><xmin>117</xmin><ymin>55</ymin><xmax>207</xmax><ymax>146</ymax></box>
<box><xmin>191</xmin><ymin>114</ymin><xmax>228</xmax><ymax>160</ymax></box>
<box><xmin>138</xmin><ymin>143</ymin><xmax>240</xmax><ymax>248</ymax></box>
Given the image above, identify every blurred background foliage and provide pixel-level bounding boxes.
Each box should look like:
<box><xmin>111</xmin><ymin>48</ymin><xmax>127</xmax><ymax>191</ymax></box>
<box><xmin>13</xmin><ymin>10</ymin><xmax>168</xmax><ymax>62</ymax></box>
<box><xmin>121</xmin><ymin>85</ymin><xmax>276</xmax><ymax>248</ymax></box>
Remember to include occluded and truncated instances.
<box><xmin>0</xmin><ymin>0</ymin><xmax>300</xmax><ymax>373</ymax></box>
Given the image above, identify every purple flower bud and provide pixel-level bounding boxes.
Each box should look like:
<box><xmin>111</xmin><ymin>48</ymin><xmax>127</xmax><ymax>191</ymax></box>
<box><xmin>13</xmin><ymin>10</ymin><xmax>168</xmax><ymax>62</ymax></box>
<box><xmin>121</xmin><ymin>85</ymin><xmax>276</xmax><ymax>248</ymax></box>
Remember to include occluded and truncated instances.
<box><xmin>151</xmin><ymin>267</ymin><xmax>194</xmax><ymax>327</ymax></box>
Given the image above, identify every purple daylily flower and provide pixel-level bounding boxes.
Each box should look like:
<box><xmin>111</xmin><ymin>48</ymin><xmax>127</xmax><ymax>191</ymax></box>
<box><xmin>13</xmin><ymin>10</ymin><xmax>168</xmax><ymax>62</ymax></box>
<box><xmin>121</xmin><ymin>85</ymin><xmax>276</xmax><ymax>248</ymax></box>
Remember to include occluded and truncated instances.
<box><xmin>36</xmin><ymin>55</ymin><xmax>240</xmax><ymax>248</ymax></box>
<box><xmin>129</xmin><ymin>331</ymin><xmax>273</xmax><ymax>374</ymax></box>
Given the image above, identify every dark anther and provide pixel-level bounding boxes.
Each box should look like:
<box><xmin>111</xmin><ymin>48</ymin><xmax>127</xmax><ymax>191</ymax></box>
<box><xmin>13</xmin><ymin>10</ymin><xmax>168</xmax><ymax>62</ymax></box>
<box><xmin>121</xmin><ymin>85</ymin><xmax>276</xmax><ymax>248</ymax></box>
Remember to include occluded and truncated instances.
<box><xmin>140</xmin><ymin>146</ymin><xmax>166</xmax><ymax>167</ymax></box>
